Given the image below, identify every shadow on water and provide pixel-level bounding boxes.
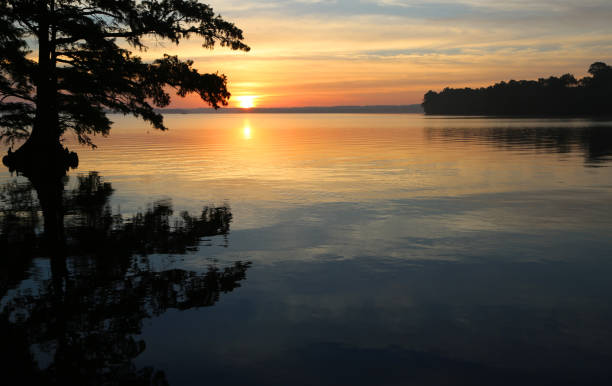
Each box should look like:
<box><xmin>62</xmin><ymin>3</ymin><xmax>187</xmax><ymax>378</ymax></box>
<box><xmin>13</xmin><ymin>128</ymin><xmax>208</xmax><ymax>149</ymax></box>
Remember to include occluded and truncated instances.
<box><xmin>426</xmin><ymin>125</ymin><xmax>612</xmax><ymax>165</ymax></box>
<box><xmin>0</xmin><ymin>171</ymin><xmax>250</xmax><ymax>385</ymax></box>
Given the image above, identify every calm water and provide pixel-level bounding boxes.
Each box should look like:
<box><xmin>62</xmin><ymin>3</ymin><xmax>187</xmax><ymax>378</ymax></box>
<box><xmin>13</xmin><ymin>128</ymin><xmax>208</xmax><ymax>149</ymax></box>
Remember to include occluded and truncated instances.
<box><xmin>2</xmin><ymin>114</ymin><xmax>612</xmax><ymax>385</ymax></box>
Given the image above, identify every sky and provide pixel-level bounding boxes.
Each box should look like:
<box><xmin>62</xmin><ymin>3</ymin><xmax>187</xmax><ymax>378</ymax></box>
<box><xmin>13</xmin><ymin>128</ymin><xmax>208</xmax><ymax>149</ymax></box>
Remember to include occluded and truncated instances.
<box><xmin>143</xmin><ymin>0</ymin><xmax>612</xmax><ymax>108</ymax></box>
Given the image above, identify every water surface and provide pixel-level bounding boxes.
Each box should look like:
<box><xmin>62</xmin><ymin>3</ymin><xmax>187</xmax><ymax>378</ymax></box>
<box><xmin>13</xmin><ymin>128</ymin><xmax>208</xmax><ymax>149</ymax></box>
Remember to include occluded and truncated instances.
<box><xmin>2</xmin><ymin>114</ymin><xmax>612</xmax><ymax>385</ymax></box>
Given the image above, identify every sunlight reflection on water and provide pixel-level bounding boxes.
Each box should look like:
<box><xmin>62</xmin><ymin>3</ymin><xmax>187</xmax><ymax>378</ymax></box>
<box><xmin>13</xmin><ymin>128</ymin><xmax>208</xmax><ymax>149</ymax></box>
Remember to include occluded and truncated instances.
<box><xmin>2</xmin><ymin>114</ymin><xmax>612</xmax><ymax>385</ymax></box>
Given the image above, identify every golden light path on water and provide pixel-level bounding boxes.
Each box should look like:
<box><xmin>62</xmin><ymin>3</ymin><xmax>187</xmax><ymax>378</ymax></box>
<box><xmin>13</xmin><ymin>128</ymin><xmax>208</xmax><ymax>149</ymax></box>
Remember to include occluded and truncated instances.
<box><xmin>2</xmin><ymin>114</ymin><xmax>610</xmax><ymax>243</ymax></box>
<box><xmin>30</xmin><ymin>113</ymin><xmax>603</xmax><ymax>234</ymax></box>
<box><xmin>2</xmin><ymin>115</ymin><xmax>612</xmax><ymax>385</ymax></box>
<box><xmin>242</xmin><ymin>120</ymin><xmax>252</xmax><ymax>140</ymax></box>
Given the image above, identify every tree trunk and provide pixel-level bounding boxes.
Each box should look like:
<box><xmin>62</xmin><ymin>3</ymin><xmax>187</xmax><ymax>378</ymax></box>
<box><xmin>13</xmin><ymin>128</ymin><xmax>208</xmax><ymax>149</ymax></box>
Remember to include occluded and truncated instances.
<box><xmin>1</xmin><ymin>0</ymin><xmax>76</xmax><ymax>175</ymax></box>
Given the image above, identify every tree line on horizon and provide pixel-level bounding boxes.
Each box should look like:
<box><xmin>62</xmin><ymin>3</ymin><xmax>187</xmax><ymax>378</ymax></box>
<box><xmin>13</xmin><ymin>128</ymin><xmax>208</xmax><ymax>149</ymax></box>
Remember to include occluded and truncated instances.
<box><xmin>422</xmin><ymin>62</ymin><xmax>612</xmax><ymax>115</ymax></box>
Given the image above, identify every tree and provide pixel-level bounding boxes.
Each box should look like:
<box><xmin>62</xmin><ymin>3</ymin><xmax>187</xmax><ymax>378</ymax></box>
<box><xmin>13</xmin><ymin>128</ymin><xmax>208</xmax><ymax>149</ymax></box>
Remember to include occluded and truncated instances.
<box><xmin>0</xmin><ymin>0</ymin><xmax>249</xmax><ymax>173</ymax></box>
<box><xmin>422</xmin><ymin>62</ymin><xmax>611</xmax><ymax>116</ymax></box>
<box><xmin>588</xmin><ymin>62</ymin><xmax>611</xmax><ymax>78</ymax></box>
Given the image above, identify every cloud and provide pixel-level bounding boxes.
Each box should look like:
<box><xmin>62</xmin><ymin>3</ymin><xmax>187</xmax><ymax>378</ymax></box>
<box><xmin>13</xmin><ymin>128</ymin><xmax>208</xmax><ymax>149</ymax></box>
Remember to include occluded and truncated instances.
<box><xmin>163</xmin><ymin>1</ymin><xmax>612</xmax><ymax>106</ymax></box>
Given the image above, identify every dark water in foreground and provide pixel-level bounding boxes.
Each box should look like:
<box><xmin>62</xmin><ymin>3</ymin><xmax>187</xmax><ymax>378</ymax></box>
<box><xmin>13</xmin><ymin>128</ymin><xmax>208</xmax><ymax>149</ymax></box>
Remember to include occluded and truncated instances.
<box><xmin>2</xmin><ymin>114</ymin><xmax>612</xmax><ymax>385</ymax></box>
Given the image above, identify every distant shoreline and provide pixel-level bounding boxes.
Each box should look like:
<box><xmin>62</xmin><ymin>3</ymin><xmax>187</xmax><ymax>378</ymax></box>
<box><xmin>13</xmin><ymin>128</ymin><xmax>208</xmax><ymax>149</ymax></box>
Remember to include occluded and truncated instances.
<box><xmin>156</xmin><ymin>105</ymin><xmax>424</xmax><ymax>114</ymax></box>
<box><xmin>422</xmin><ymin>62</ymin><xmax>612</xmax><ymax>116</ymax></box>
<box><xmin>423</xmin><ymin>111</ymin><xmax>612</xmax><ymax>118</ymax></box>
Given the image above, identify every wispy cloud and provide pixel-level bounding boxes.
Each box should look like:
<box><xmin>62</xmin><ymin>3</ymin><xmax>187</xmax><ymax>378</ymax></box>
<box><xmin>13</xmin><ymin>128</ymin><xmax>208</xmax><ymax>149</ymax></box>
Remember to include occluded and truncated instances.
<box><xmin>164</xmin><ymin>1</ymin><xmax>612</xmax><ymax>107</ymax></box>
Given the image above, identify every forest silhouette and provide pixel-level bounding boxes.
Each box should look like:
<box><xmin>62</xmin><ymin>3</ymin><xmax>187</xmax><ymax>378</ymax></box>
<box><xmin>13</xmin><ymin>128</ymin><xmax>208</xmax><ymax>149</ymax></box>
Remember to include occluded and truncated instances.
<box><xmin>0</xmin><ymin>172</ymin><xmax>250</xmax><ymax>384</ymax></box>
<box><xmin>423</xmin><ymin>62</ymin><xmax>612</xmax><ymax>116</ymax></box>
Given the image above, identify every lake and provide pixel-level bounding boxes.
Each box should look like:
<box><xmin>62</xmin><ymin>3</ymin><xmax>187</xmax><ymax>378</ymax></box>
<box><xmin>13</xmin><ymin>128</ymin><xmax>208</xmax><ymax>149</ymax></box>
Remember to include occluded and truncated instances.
<box><xmin>2</xmin><ymin>114</ymin><xmax>612</xmax><ymax>385</ymax></box>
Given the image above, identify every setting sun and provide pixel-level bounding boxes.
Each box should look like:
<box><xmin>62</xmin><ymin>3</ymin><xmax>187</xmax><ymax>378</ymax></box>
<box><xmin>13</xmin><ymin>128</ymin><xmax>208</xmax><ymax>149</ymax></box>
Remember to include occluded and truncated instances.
<box><xmin>235</xmin><ymin>95</ymin><xmax>257</xmax><ymax>109</ymax></box>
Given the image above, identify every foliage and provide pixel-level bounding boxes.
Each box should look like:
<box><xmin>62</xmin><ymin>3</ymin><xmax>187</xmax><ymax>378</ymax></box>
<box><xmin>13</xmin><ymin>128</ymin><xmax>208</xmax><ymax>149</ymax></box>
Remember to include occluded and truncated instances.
<box><xmin>422</xmin><ymin>62</ymin><xmax>612</xmax><ymax>116</ymax></box>
<box><xmin>0</xmin><ymin>0</ymin><xmax>249</xmax><ymax>147</ymax></box>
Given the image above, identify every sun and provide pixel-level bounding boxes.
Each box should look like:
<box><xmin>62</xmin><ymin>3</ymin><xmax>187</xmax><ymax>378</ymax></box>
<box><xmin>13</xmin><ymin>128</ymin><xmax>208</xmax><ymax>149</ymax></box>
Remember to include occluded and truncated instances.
<box><xmin>235</xmin><ymin>95</ymin><xmax>256</xmax><ymax>109</ymax></box>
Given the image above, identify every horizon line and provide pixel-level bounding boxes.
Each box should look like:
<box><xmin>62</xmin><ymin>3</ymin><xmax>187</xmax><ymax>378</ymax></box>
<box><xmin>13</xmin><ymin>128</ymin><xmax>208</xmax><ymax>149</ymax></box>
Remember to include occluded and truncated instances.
<box><xmin>158</xmin><ymin>104</ymin><xmax>424</xmax><ymax>114</ymax></box>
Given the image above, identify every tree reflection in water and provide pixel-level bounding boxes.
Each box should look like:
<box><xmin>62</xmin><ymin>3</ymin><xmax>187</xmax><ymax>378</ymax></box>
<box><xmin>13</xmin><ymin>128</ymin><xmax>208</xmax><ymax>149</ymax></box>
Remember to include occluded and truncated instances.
<box><xmin>426</xmin><ymin>125</ymin><xmax>612</xmax><ymax>165</ymax></box>
<box><xmin>0</xmin><ymin>172</ymin><xmax>250</xmax><ymax>385</ymax></box>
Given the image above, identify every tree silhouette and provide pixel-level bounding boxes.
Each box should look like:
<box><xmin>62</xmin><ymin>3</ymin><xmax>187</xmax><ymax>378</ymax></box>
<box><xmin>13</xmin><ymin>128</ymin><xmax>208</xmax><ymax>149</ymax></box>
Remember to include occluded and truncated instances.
<box><xmin>0</xmin><ymin>0</ymin><xmax>249</xmax><ymax>173</ymax></box>
<box><xmin>0</xmin><ymin>172</ymin><xmax>250</xmax><ymax>384</ymax></box>
<box><xmin>422</xmin><ymin>62</ymin><xmax>612</xmax><ymax>116</ymax></box>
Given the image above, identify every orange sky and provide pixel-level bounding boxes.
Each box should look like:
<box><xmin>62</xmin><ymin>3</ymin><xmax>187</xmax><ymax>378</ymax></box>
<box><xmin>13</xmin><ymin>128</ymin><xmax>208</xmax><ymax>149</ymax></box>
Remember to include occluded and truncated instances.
<box><xmin>139</xmin><ymin>1</ymin><xmax>612</xmax><ymax>108</ymax></box>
